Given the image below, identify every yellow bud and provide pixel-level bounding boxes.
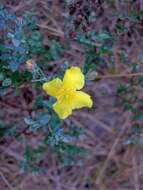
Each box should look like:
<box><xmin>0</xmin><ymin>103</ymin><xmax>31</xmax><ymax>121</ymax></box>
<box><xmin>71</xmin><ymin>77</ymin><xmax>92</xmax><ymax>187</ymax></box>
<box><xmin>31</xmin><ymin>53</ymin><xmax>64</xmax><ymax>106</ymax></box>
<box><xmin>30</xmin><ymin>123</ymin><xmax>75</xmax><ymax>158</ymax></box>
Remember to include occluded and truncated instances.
<box><xmin>26</xmin><ymin>59</ymin><xmax>35</xmax><ymax>71</ymax></box>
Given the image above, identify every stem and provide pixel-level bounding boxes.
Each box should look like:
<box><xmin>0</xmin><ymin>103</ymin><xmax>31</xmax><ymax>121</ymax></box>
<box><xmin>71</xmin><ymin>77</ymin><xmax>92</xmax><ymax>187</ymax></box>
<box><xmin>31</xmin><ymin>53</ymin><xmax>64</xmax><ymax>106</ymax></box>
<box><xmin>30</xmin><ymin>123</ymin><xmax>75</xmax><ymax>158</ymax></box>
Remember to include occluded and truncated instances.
<box><xmin>95</xmin><ymin>72</ymin><xmax>143</xmax><ymax>79</ymax></box>
<box><xmin>0</xmin><ymin>171</ymin><xmax>15</xmax><ymax>190</ymax></box>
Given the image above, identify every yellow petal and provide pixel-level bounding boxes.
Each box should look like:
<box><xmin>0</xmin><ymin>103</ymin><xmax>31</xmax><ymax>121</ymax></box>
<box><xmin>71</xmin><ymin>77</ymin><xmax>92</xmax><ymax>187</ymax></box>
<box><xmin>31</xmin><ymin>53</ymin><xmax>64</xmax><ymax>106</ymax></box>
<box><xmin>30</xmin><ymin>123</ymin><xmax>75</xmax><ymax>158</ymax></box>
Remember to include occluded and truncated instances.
<box><xmin>53</xmin><ymin>101</ymin><xmax>72</xmax><ymax>119</ymax></box>
<box><xmin>63</xmin><ymin>67</ymin><xmax>84</xmax><ymax>90</ymax></box>
<box><xmin>43</xmin><ymin>78</ymin><xmax>62</xmax><ymax>97</ymax></box>
<box><xmin>72</xmin><ymin>91</ymin><xmax>93</xmax><ymax>109</ymax></box>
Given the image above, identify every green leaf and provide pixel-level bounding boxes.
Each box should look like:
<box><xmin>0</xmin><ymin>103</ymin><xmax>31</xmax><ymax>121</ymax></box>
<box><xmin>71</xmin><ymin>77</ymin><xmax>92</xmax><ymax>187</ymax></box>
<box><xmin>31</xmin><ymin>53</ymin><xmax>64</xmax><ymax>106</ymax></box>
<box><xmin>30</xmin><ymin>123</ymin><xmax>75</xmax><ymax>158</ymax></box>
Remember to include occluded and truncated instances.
<box><xmin>98</xmin><ymin>32</ymin><xmax>111</xmax><ymax>41</ymax></box>
<box><xmin>38</xmin><ymin>114</ymin><xmax>50</xmax><ymax>125</ymax></box>
<box><xmin>2</xmin><ymin>78</ymin><xmax>12</xmax><ymax>87</ymax></box>
<box><xmin>24</xmin><ymin>117</ymin><xmax>35</xmax><ymax>125</ymax></box>
<box><xmin>0</xmin><ymin>121</ymin><xmax>8</xmax><ymax>137</ymax></box>
<box><xmin>10</xmin><ymin>62</ymin><xmax>19</xmax><ymax>72</ymax></box>
<box><xmin>0</xmin><ymin>73</ymin><xmax>4</xmax><ymax>81</ymax></box>
<box><xmin>49</xmin><ymin>40</ymin><xmax>62</xmax><ymax>61</ymax></box>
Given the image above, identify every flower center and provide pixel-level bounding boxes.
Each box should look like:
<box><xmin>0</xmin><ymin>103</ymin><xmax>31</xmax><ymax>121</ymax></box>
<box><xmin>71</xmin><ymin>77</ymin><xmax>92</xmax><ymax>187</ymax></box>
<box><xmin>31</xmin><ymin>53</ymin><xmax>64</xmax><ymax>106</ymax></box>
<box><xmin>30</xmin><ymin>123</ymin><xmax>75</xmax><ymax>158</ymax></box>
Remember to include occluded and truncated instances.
<box><xmin>57</xmin><ymin>88</ymin><xmax>75</xmax><ymax>103</ymax></box>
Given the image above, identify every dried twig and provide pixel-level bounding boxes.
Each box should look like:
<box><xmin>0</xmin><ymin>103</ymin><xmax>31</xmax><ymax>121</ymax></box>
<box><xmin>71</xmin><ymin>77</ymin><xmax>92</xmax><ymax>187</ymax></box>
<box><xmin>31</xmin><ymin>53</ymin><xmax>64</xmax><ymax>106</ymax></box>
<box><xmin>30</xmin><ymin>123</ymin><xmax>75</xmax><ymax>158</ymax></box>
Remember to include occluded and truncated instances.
<box><xmin>132</xmin><ymin>154</ymin><xmax>140</xmax><ymax>190</ymax></box>
<box><xmin>77</xmin><ymin>112</ymin><xmax>116</xmax><ymax>135</ymax></box>
<box><xmin>95</xmin><ymin>113</ymin><xmax>130</xmax><ymax>187</ymax></box>
<box><xmin>0</xmin><ymin>171</ymin><xmax>15</xmax><ymax>190</ymax></box>
<box><xmin>95</xmin><ymin>72</ymin><xmax>143</xmax><ymax>80</ymax></box>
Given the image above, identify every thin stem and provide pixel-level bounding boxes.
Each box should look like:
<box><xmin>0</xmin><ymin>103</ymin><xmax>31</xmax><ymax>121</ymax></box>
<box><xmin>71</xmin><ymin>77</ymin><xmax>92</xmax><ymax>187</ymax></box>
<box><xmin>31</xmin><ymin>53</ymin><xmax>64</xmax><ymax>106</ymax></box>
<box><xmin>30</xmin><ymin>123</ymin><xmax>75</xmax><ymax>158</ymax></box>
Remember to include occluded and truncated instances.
<box><xmin>95</xmin><ymin>114</ymin><xmax>130</xmax><ymax>187</ymax></box>
<box><xmin>0</xmin><ymin>171</ymin><xmax>15</xmax><ymax>190</ymax></box>
<box><xmin>95</xmin><ymin>72</ymin><xmax>143</xmax><ymax>79</ymax></box>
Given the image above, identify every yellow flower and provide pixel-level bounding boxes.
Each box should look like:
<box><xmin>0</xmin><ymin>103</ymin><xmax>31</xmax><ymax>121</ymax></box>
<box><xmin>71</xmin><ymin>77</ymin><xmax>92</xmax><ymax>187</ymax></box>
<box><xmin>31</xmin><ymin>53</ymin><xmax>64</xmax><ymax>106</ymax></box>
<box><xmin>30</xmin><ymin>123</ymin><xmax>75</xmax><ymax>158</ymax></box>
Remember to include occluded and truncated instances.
<box><xmin>43</xmin><ymin>67</ymin><xmax>93</xmax><ymax>119</ymax></box>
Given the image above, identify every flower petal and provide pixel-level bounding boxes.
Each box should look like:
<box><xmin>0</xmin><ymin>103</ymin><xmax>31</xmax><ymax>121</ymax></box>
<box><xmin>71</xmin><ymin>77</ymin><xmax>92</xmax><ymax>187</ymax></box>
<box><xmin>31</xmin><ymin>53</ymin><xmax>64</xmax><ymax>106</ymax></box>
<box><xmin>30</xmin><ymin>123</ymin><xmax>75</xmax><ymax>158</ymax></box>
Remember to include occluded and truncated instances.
<box><xmin>63</xmin><ymin>67</ymin><xmax>84</xmax><ymax>90</ymax></box>
<box><xmin>53</xmin><ymin>101</ymin><xmax>72</xmax><ymax>119</ymax></box>
<box><xmin>43</xmin><ymin>78</ymin><xmax>62</xmax><ymax>97</ymax></box>
<box><xmin>72</xmin><ymin>91</ymin><xmax>93</xmax><ymax>109</ymax></box>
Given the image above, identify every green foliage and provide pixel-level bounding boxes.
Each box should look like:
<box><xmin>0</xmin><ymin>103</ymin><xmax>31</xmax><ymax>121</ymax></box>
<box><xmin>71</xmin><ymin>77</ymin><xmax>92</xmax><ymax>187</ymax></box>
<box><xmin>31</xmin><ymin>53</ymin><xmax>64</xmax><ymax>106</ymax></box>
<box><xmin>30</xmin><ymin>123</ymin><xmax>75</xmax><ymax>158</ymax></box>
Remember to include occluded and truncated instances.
<box><xmin>0</xmin><ymin>7</ymin><xmax>63</xmax><ymax>90</ymax></box>
<box><xmin>0</xmin><ymin>7</ymin><xmax>33</xmax><ymax>90</ymax></box>
<box><xmin>0</xmin><ymin>120</ymin><xmax>19</xmax><ymax>138</ymax></box>
<box><xmin>0</xmin><ymin>121</ymin><xmax>8</xmax><ymax>137</ymax></box>
<box><xmin>47</xmin><ymin>40</ymin><xmax>62</xmax><ymax>61</ymax></box>
<box><xmin>23</xmin><ymin>92</ymin><xmax>85</xmax><ymax>169</ymax></box>
<box><xmin>117</xmin><ymin>82</ymin><xmax>143</xmax><ymax>145</ymax></box>
<box><xmin>21</xmin><ymin>145</ymin><xmax>47</xmax><ymax>173</ymax></box>
<box><xmin>76</xmin><ymin>31</ymin><xmax>114</xmax><ymax>74</ymax></box>
<box><xmin>0</xmin><ymin>6</ymin><xmax>85</xmax><ymax>171</ymax></box>
<box><xmin>0</xmin><ymin>6</ymin><xmax>28</xmax><ymax>72</ymax></box>
<box><xmin>23</xmin><ymin>110</ymin><xmax>86</xmax><ymax>169</ymax></box>
<box><xmin>105</xmin><ymin>0</ymin><xmax>115</xmax><ymax>6</ymax></box>
<box><xmin>2</xmin><ymin>78</ymin><xmax>12</xmax><ymax>87</ymax></box>
<box><xmin>53</xmin><ymin>142</ymin><xmax>86</xmax><ymax>166</ymax></box>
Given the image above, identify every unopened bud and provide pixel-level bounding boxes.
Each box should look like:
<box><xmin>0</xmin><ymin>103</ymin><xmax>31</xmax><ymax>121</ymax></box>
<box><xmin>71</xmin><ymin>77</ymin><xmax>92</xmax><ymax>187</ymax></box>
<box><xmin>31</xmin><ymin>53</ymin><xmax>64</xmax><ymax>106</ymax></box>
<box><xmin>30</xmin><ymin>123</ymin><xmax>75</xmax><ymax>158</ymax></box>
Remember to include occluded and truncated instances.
<box><xmin>26</xmin><ymin>59</ymin><xmax>35</xmax><ymax>71</ymax></box>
